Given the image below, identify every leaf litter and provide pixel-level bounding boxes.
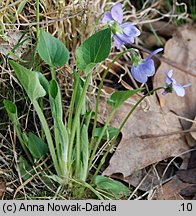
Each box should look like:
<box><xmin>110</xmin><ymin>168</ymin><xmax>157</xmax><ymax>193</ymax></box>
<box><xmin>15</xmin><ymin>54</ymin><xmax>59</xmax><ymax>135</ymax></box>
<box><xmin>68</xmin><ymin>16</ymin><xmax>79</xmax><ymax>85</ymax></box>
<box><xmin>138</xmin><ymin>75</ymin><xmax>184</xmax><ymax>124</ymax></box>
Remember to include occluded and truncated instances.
<box><xmin>94</xmin><ymin>25</ymin><xmax>196</xmax><ymax>197</ymax></box>
<box><xmin>0</xmin><ymin>30</ymin><xmax>29</xmax><ymax>59</ymax></box>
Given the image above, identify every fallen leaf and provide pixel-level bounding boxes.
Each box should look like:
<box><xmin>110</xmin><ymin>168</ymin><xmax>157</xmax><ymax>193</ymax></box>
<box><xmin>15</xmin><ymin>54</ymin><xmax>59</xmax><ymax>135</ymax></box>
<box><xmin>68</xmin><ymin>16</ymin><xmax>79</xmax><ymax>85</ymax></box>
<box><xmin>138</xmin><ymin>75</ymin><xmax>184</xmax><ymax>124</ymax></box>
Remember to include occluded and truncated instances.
<box><xmin>187</xmin><ymin>147</ymin><xmax>196</xmax><ymax>169</ymax></box>
<box><xmin>180</xmin><ymin>185</ymin><xmax>196</xmax><ymax>198</ymax></box>
<box><xmin>154</xmin><ymin>25</ymin><xmax>196</xmax><ymax>130</ymax></box>
<box><xmin>0</xmin><ymin>30</ymin><xmax>29</xmax><ymax>59</ymax></box>
<box><xmin>123</xmin><ymin>155</ymin><xmax>188</xmax><ymax>192</ymax></box>
<box><xmin>190</xmin><ymin>116</ymin><xmax>196</xmax><ymax>140</ymax></box>
<box><xmin>152</xmin><ymin>26</ymin><xmax>196</xmax><ymax>199</ymax></box>
<box><xmin>92</xmin><ymin>87</ymin><xmax>190</xmax><ymax>178</ymax></box>
<box><xmin>155</xmin><ymin>146</ymin><xmax>196</xmax><ymax>199</ymax></box>
<box><xmin>177</xmin><ymin>168</ymin><xmax>196</xmax><ymax>184</ymax></box>
<box><xmin>153</xmin><ymin>176</ymin><xmax>190</xmax><ymax>200</ymax></box>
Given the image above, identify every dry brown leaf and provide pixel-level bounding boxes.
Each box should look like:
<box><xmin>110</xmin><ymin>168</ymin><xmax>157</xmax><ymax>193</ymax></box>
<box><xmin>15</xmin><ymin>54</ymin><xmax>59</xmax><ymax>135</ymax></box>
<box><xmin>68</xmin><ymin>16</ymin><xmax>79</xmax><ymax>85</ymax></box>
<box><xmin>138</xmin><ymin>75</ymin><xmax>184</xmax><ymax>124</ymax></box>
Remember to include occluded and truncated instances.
<box><xmin>98</xmin><ymin>26</ymin><xmax>196</xmax><ymax>189</ymax></box>
<box><xmin>177</xmin><ymin>168</ymin><xmax>196</xmax><ymax>184</ymax></box>
<box><xmin>190</xmin><ymin>116</ymin><xmax>196</xmax><ymax>140</ymax></box>
<box><xmin>154</xmin><ymin>25</ymin><xmax>196</xmax><ymax>130</ymax></box>
<box><xmin>0</xmin><ymin>30</ymin><xmax>29</xmax><ymax>59</ymax></box>
<box><xmin>180</xmin><ymin>185</ymin><xmax>196</xmax><ymax>199</ymax></box>
<box><xmin>153</xmin><ymin>176</ymin><xmax>190</xmax><ymax>200</ymax></box>
<box><xmin>93</xmin><ymin>88</ymin><xmax>190</xmax><ymax>178</ymax></box>
<box><xmin>123</xmin><ymin>154</ymin><xmax>189</xmax><ymax>192</ymax></box>
<box><xmin>155</xmin><ymin>148</ymin><xmax>196</xmax><ymax>200</ymax></box>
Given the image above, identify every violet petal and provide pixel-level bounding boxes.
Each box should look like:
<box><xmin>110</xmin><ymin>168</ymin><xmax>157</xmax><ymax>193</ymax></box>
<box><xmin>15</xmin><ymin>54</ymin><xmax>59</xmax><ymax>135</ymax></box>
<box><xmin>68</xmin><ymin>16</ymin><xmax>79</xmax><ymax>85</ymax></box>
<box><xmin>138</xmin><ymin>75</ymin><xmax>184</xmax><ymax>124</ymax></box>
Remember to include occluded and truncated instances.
<box><xmin>121</xmin><ymin>23</ymin><xmax>141</xmax><ymax>37</ymax></box>
<box><xmin>183</xmin><ymin>83</ymin><xmax>191</xmax><ymax>88</ymax></box>
<box><xmin>131</xmin><ymin>65</ymin><xmax>148</xmax><ymax>83</ymax></box>
<box><xmin>102</xmin><ymin>12</ymin><xmax>114</xmax><ymax>24</ymax></box>
<box><xmin>172</xmin><ymin>83</ymin><xmax>185</xmax><ymax>97</ymax></box>
<box><xmin>111</xmin><ymin>3</ymin><xmax>123</xmax><ymax>24</ymax></box>
<box><xmin>145</xmin><ymin>48</ymin><xmax>163</xmax><ymax>61</ymax></box>
<box><xmin>113</xmin><ymin>35</ymin><xmax>124</xmax><ymax>49</ymax></box>
<box><xmin>141</xmin><ymin>59</ymin><xmax>155</xmax><ymax>76</ymax></box>
<box><xmin>116</xmin><ymin>32</ymin><xmax>134</xmax><ymax>44</ymax></box>
<box><xmin>167</xmin><ymin>70</ymin><xmax>173</xmax><ymax>78</ymax></box>
<box><xmin>164</xmin><ymin>71</ymin><xmax>173</xmax><ymax>84</ymax></box>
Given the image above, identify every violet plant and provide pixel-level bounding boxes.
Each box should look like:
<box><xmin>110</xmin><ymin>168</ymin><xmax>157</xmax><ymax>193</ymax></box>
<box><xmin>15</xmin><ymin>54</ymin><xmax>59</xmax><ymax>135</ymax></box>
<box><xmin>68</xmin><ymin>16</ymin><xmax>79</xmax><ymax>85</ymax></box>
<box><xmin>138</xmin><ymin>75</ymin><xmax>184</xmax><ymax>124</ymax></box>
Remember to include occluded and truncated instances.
<box><xmin>102</xmin><ymin>3</ymin><xmax>140</xmax><ymax>49</ymax></box>
<box><xmin>3</xmin><ymin>3</ymin><xmax>191</xmax><ymax>199</ymax></box>
<box><xmin>131</xmin><ymin>48</ymin><xmax>163</xmax><ymax>83</ymax></box>
<box><xmin>163</xmin><ymin>70</ymin><xmax>191</xmax><ymax>96</ymax></box>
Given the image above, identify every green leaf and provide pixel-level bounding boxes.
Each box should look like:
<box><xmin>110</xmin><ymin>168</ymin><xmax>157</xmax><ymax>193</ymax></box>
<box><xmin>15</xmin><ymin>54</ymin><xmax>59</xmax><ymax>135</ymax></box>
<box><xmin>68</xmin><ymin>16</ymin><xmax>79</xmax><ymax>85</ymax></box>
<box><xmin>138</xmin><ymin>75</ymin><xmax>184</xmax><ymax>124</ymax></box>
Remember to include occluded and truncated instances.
<box><xmin>3</xmin><ymin>100</ymin><xmax>19</xmax><ymax>125</ymax></box>
<box><xmin>107</xmin><ymin>89</ymin><xmax>143</xmax><ymax>110</ymax></box>
<box><xmin>74</xmin><ymin>72</ymin><xmax>86</xmax><ymax>115</ymax></box>
<box><xmin>49</xmin><ymin>79</ymin><xmax>68</xmax><ymax>176</ymax></box>
<box><xmin>18</xmin><ymin>157</ymin><xmax>35</xmax><ymax>181</ymax></box>
<box><xmin>80</xmin><ymin>124</ymin><xmax>89</xmax><ymax>181</ymax></box>
<box><xmin>94</xmin><ymin>126</ymin><xmax>118</xmax><ymax>140</ymax></box>
<box><xmin>37</xmin><ymin>29</ymin><xmax>69</xmax><ymax>67</ymax></box>
<box><xmin>85</xmin><ymin>111</ymin><xmax>94</xmax><ymax>128</ymax></box>
<box><xmin>3</xmin><ymin>99</ymin><xmax>16</xmax><ymax>114</ymax></box>
<box><xmin>76</xmin><ymin>28</ymin><xmax>112</xmax><ymax>73</ymax></box>
<box><xmin>35</xmin><ymin>72</ymin><xmax>49</xmax><ymax>95</ymax></box>
<box><xmin>94</xmin><ymin>175</ymin><xmax>130</xmax><ymax>199</ymax></box>
<box><xmin>4</xmin><ymin>100</ymin><xmax>34</xmax><ymax>163</ymax></box>
<box><xmin>49</xmin><ymin>79</ymin><xmax>58</xmax><ymax>99</ymax></box>
<box><xmin>27</xmin><ymin>132</ymin><xmax>48</xmax><ymax>159</ymax></box>
<box><xmin>49</xmin><ymin>79</ymin><xmax>63</xmax><ymax>120</ymax></box>
<box><xmin>9</xmin><ymin>60</ymin><xmax>46</xmax><ymax>101</ymax></box>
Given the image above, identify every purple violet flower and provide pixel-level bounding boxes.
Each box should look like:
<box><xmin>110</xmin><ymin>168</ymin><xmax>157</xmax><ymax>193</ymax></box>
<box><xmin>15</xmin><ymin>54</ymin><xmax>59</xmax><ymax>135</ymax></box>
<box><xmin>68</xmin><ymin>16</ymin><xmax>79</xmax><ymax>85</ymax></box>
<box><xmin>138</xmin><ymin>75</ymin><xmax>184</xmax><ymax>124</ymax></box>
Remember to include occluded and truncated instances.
<box><xmin>131</xmin><ymin>48</ymin><xmax>163</xmax><ymax>83</ymax></box>
<box><xmin>102</xmin><ymin>3</ymin><xmax>140</xmax><ymax>49</ymax></box>
<box><xmin>163</xmin><ymin>70</ymin><xmax>191</xmax><ymax>97</ymax></box>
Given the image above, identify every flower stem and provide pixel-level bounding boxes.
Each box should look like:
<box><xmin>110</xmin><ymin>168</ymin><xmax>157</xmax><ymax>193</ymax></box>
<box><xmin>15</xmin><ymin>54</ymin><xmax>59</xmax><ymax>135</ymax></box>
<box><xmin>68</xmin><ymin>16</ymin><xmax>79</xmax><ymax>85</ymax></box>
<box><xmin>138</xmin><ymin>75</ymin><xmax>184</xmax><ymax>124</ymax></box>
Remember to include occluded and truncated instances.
<box><xmin>92</xmin><ymin>87</ymin><xmax>163</xmax><ymax>178</ymax></box>
<box><xmin>88</xmin><ymin>108</ymin><xmax>116</xmax><ymax>171</ymax></box>
<box><xmin>89</xmin><ymin>48</ymin><xmax>136</xmax><ymax>160</ymax></box>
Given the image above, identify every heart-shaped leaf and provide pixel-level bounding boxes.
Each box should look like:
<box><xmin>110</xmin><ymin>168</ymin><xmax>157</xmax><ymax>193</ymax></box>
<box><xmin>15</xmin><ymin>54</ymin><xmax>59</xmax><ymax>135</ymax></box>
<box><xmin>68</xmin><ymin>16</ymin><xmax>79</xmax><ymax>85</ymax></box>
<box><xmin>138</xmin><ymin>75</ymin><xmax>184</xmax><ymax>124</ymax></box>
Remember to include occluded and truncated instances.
<box><xmin>9</xmin><ymin>60</ymin><xmax>46</xmax><ymax>101</ymax></box>
<box><xmin>27</xmin><ymin>132</ymin><xmax>49</xmax><ymax>159</ymax></box>
<box><xmin>94</xmin><ymin>175</ymin><xmax>129</xmax><ymax>199</ymax></box>
<box><xmin>35</xmin><ymin>71</ymin><xmax>49</xmax><ymax>95</ymax></box>
<box><xmin>3</xmin><ymin>100</ymin><xmax>19</xmax><ymax>125</ymax></box>
<box><xmin>37</xmin><ymin>29</ymin><xmax>69</xmax><ymax>67</ymax></box>
<box><xmin>49</xmin><ymin>79</ymin><xmax>63</xmax><ymax>120</ymax></box>
<box><xmin>18</xmin><ymin>157</ymin><xmax>35</xmax><ymax>181</ymax></box>
<box><xmin>76</xmin><ymin>28</ymin><xmax>112</xmax><ymax>73</ymax></box>
<box><xmin>94</xmin><ymin>126</ymin><xmax>118</xmax><ymax>140</ymax></box>
<box><xmin>107</xmin><ymin>89</ymin><xmax>143</xmax><ymax>110</ymax></box>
